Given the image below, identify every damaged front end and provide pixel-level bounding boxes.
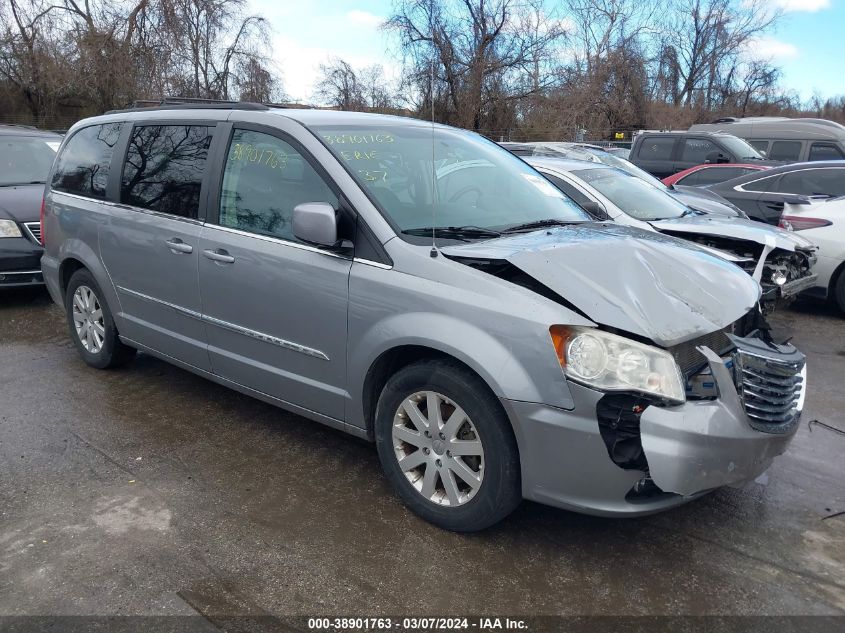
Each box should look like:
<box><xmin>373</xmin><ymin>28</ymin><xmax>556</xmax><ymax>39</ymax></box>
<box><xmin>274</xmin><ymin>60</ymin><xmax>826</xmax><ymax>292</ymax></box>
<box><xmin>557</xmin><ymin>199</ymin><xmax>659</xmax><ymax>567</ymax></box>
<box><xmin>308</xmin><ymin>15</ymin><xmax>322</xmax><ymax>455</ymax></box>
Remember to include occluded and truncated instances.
<box><xmin>598</xmin><ymin>314</ymin><xmax>806</xmax><ymax>501</ymax></box>
<box><xmin>654</xmin><ymin>225</ymin><xmax>818</xmax><ymax>314</ymax></box>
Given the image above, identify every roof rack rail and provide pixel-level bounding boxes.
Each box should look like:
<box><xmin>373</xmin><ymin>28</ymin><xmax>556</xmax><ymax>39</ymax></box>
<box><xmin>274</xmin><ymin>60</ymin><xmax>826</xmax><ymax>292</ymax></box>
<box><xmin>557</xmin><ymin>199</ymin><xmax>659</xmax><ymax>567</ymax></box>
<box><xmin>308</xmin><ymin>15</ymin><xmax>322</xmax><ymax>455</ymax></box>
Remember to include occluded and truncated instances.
<box><xmin>105</xmin><ymin>96</ymin><xmax>315</xmax><ymax>115</ymax></box>
<box><xmin>710</xmin><ymin>117</ymin><xmax>738</xmax><ymax>124</ymax></box>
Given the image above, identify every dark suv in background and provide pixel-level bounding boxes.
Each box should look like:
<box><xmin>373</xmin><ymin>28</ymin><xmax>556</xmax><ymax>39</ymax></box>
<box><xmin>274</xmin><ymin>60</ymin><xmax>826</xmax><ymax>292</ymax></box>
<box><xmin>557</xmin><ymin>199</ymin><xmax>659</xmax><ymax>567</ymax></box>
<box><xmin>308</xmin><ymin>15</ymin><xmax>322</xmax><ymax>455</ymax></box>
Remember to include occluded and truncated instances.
<box><xmin>630</xmin><ymin>130</ymin><xmax>780</xmax><ymax>179</ymax></box>
<box><xmin>0</xmin><ymin>124</ymin><xmax>61</xmax><ymax>287</ymax></box>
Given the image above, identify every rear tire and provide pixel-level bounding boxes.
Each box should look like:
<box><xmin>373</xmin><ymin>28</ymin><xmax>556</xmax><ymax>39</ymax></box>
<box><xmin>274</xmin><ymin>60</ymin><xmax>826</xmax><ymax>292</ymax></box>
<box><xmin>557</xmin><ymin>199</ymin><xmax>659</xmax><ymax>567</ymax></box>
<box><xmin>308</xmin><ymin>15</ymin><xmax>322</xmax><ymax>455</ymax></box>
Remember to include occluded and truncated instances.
<box><xmin>374</xmin><ymin>359</ymin><xmax>521</xmax><ymax>532</ymax></box>
<box><xmin>65</xmin><ymin>269</ymin><xmax>136</xmax><ymax>369</ymax></box>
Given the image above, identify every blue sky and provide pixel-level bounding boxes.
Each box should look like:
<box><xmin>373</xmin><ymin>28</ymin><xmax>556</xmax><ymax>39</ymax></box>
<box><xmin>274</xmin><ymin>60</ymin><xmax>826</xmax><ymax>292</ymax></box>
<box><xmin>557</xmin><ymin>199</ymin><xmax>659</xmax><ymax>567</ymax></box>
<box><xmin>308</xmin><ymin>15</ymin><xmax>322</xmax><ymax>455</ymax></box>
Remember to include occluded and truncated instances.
<box><xmin>250</xmin><ymin>0</ymin><xmax>845</xmax><ymax>104</ymax></box>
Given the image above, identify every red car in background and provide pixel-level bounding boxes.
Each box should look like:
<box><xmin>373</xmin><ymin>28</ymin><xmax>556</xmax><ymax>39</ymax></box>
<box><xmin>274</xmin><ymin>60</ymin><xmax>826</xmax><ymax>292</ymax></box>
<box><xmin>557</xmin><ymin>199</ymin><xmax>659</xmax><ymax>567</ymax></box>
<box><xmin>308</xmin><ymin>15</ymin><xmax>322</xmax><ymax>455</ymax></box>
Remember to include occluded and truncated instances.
<box><xmin>662</xmin><ymin>163</ymin><xmax>769</xmax><ymax>188</ymax></box>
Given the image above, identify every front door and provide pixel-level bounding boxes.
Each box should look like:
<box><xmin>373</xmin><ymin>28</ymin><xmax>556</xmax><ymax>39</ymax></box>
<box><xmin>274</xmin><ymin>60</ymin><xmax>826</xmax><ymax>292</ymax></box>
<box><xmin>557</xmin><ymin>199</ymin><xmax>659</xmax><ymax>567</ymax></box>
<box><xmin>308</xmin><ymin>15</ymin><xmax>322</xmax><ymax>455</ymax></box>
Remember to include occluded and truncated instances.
<box><xmin>99</xmin><ymin>123</ymin><xmax>215</xmax><ymax>370</ymax></box>
<box><xmin>198</xmin><ymin>127</ymin><xmax>352</xmax><ymax>421</ymax></box>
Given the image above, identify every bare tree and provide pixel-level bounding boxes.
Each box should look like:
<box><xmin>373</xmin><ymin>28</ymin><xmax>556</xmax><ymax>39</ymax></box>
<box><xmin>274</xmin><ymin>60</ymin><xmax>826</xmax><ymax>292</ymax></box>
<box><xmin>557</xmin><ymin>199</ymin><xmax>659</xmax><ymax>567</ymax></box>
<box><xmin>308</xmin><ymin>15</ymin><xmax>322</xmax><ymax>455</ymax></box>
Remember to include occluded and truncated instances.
<box><xmin>314</xmin><ymin>58</ymin><xmax>366</xmax><ymax>110</ymax></box>
<box><xmin>658</xmin><ymin>0</ymin><xmax>781</xmax><ymax>109</ymax></box>
<box><xmin>386</xmin><ymin>0</ymin><xmax>567</xmax><ymax>130</ymax></box>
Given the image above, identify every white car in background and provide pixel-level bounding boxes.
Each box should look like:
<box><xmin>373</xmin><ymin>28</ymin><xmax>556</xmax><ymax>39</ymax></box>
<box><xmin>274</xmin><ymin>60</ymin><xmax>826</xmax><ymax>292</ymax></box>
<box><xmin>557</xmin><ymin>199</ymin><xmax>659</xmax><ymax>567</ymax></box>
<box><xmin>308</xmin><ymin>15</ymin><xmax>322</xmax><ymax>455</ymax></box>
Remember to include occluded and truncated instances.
<box><xmin>781</xmin><ymin>197</ymin><xmax>845</xmax><ymax>312</ymax></box>
<box><xmin>526</xmin><ymin>156</ymin><xmax>819</xmax><ymax>314</ymax></box>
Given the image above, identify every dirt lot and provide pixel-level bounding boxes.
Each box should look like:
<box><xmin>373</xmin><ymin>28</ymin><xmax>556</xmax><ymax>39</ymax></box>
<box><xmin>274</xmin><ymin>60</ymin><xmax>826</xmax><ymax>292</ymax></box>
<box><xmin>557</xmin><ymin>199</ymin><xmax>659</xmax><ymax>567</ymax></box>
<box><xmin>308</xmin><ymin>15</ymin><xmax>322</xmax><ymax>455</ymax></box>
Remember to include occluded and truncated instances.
<box><xmin>1</xmin><ymin>289</ymin><xmax>843</xmax><ymax>620</ymax></box>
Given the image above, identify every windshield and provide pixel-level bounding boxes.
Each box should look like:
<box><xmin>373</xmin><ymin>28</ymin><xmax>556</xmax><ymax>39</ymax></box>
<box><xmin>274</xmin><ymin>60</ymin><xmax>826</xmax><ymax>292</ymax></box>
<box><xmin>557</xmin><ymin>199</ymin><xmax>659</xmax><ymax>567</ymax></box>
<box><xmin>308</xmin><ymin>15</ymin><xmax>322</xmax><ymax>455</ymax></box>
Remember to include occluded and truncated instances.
<box><xmin>718</xmin><ymin>135</ymin><xmax>764</xmax><ymax>161</ymax></box>
<box><xmin>0</xmin><ymin>135</ymin><xmax>59</xmax><ymax>186</ymax></box>
<box><xmin>312</xmin><ymin>124</ymin><xmax>589</xmax><ymax>237</ymax></box>
<box><xmin>573</xmin><ymin>168</ymin><xmax>690</xmax><ymax>221</ymax></box>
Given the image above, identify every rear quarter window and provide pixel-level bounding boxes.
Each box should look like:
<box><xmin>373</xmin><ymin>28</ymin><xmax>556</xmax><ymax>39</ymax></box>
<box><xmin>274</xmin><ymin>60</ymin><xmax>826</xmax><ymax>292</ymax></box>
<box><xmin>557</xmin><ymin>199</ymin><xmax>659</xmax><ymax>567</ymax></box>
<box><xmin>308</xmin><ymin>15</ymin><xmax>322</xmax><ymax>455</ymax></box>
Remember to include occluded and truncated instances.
<box><xmin>637</xmin><ymin>136</ymin><xmax>675</xmax><ymax>160</ymax></box>
<box><xmin>51</xmin><ymin>123</ymin><xmax>123</xmax><ymax>199</ymax></box>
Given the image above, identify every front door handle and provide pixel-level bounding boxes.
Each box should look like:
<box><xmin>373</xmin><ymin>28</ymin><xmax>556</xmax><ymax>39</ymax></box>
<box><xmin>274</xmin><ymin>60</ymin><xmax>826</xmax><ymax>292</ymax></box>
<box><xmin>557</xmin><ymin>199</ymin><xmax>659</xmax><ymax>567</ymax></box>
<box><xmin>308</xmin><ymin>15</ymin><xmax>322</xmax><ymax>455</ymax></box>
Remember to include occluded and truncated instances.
<box><xmin>203</xmin><ymin>248</ymin><xmax>235</xmax><ymax>264</ymax></box>
<box><xmin>165</xmin><ymin>238</ymin><xmax>193</xmax><ymax>254</ymax></box>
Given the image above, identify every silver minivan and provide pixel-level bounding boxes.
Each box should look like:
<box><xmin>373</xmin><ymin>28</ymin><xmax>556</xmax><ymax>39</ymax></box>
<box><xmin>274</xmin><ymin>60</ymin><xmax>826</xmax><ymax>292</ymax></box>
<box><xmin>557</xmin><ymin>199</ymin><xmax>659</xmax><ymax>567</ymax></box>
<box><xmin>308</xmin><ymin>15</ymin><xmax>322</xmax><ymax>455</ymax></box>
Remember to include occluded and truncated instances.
<box><xmin>690</xmin><ymin>117</ymin><xmax>845</xmax><ymax>162</ymax></box>
<box><xmin>41</xmin><ymin>104</ymin><xmax>807</xmax><ymax>530</ymax></box>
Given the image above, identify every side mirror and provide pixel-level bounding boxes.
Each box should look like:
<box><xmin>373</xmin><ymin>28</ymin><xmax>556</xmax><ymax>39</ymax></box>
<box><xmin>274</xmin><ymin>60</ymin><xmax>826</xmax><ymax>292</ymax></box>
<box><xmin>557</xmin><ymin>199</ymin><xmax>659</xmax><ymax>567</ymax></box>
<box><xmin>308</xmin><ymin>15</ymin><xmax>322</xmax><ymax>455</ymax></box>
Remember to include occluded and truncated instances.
<box><xmin>705</xmin><ymin>151</ymin><xmax>729</xmax><ymax>164</ymax></box>
<box><xmin>293</xmin><ymin>202</ymin><xmax>338</xmax><ymax>247</ymax></box>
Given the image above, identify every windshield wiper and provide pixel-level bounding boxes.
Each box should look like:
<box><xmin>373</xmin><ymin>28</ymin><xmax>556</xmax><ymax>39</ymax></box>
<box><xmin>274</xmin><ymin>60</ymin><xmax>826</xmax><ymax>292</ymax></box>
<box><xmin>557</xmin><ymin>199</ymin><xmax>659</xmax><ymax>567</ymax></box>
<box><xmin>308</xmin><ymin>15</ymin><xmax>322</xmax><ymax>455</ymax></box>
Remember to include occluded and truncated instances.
<box><xmin>401</xmin><ymin>225</ymin><xmax>503</xmax><ymax>241</ymax></box>
<box><xmin>501</xmin><ymin>218</ymin><xmax>581</xmax><ymax>233</ymax></box>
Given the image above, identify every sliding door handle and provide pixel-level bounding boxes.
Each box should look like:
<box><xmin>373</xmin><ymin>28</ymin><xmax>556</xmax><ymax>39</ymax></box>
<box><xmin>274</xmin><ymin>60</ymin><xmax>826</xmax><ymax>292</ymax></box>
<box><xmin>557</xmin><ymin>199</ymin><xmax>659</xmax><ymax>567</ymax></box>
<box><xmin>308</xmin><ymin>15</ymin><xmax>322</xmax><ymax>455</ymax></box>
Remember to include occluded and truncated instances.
<box><xmin>203</xmin><ymin>248</ymin><xmax>235</xmax><ymax>264</ymax></box>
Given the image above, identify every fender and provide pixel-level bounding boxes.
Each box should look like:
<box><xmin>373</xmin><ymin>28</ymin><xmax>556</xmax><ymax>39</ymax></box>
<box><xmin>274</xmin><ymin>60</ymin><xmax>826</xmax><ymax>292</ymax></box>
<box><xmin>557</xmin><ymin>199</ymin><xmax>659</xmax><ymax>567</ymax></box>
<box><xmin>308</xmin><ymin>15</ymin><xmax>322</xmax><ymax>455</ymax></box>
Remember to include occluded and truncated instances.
<box><xmin>346</xmin><ymin>311</ymin><xmax>575</xmax><ymax>430</ymax></box>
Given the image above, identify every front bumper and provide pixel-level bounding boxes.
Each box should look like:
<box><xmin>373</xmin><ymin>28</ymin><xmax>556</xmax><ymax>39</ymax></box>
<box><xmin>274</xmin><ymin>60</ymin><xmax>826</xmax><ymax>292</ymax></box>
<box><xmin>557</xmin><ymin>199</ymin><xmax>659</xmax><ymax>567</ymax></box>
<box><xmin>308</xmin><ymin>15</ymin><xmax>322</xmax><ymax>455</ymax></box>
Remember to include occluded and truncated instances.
<box><xmin>503</xmin><ymin>337</ymin><xmax>805</xmax><ymax>516</ymax></box>
<box><xmin>0</xmin><ymin>236</ymin><xmax>44</xmax><ymax>287</ymax></box>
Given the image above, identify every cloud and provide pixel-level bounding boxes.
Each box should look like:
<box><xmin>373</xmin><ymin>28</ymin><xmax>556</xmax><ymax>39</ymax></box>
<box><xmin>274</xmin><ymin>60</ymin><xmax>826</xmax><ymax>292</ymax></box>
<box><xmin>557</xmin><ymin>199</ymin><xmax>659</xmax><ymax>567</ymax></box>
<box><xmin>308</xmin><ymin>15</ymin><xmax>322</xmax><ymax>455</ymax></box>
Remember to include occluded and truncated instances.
<box><xmin>346</xmin><ymin>10</ymin><xmax>384</xmax><ymax>28</ymax></box>
<box><xmin>771</xmin><ymin>0</ymin><xmax>831</xmax><ymax>12</ymax></box>
<box><xmin>748</xmin><ymin>36</ymin><xmax>800</xmax><ymax>60</ymax></box>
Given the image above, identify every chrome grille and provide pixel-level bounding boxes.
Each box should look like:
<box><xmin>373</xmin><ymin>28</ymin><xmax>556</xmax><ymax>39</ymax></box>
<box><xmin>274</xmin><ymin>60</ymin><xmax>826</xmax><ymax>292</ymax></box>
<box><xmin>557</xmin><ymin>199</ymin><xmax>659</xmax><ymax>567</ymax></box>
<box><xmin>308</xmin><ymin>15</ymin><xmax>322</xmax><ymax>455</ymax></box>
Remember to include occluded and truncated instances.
<box><xmin>23</xmin><ymin>222</ymin><xmax>42</xmax><ymax>244</ymax></box>
<box><xmin>735</xmin><ymin>350</ymin><xmax>804</xmax><ymax>433</ymax></box>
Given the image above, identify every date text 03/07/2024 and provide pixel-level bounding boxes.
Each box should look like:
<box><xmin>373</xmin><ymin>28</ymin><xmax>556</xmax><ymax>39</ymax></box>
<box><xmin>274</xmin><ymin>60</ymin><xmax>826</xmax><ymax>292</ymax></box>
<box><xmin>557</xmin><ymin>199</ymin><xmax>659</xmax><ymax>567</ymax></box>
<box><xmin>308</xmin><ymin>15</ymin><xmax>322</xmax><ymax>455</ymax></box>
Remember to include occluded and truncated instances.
<box><xmin>307</xmin><ymin>617</ymin><xmax>529</xmax><ymax>631</ymax></box>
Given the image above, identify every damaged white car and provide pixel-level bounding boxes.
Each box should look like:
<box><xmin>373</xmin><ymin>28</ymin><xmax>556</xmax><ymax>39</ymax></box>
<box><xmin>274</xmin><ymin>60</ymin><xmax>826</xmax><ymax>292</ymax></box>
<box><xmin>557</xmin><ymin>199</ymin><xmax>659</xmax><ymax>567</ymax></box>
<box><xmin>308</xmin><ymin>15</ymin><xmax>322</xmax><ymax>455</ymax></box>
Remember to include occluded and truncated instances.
<box><xmin>528</xmin><ymin>156</ymin><xmax>818</xmax><ymax>314</ymax></box>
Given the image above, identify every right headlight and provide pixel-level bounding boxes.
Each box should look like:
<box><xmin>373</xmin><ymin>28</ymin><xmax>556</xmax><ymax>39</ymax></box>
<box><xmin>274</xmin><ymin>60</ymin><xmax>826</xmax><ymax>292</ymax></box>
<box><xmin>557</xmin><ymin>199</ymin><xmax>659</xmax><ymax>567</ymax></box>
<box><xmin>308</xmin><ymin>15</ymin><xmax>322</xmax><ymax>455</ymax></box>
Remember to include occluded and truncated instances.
<box><xmin>0</xmin><ymin>219</ymin><xmax>22</xmax><ymax>238</ymax></box>
<box><xmin>549</xmin><ymin>325</ymin><xmax>685</xmax><ymax>404</ymax></box>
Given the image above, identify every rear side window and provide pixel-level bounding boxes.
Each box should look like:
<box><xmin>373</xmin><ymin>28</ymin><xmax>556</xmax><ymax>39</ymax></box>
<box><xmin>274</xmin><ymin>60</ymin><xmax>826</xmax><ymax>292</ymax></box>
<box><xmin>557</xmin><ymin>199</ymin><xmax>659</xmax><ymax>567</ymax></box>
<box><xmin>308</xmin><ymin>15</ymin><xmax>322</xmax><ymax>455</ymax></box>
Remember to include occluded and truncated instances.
<box><xmin>808</xmin><ymin>143</ymin><xmax>845</xmax><ymax>161</ymax></box>
<box><xmin>680</xmin><ymin>138</ymin><xmax>717</xmax><ymax>163</ymax></box>
<box><xmin>51</xmin><ymin>123</ymin><xmax>122</xmax><ymax>199</ymax></box>
<box><xmin>218</xmin><ymin>129</ymin><xmax>338</xmax><ymax>243</ymax></box>
<box><xmin>121</xmin><ymin>125</ymin><xmax>213</xmax><ymax>219</ymax></box>
<box><xmin>778</xmin><ymin>168</ymin><xmax>845</xmax><ymax>197</ymax></box>
<box><xmin>769</xmin><ymin>141</ymin><xmax>802</xmax><ymax>161</ymax></box>
<box><xmin>637</xmin><ymin>137</ymin><xmax>675</xmax><ymax>160</ymax></box>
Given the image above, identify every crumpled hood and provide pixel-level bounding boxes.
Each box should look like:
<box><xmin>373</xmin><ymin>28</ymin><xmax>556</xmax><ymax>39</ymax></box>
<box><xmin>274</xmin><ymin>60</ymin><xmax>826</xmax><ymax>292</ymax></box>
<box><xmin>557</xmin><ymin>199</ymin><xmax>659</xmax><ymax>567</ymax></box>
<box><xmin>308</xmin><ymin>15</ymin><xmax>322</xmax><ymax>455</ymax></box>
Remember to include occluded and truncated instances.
<box><xmin>0</xmin><ymin>184</ymin><xmax>45</xmax><ymax>223</ymax></box>
<box><xmin>442</xmin><ymin>223</ymin><xmax>760</xmax><ymax>347</ymax></box>
<box><xmin>650</xmin><ymin>215</ymin><xmax>816</xmax><ymax>252</ymax></box>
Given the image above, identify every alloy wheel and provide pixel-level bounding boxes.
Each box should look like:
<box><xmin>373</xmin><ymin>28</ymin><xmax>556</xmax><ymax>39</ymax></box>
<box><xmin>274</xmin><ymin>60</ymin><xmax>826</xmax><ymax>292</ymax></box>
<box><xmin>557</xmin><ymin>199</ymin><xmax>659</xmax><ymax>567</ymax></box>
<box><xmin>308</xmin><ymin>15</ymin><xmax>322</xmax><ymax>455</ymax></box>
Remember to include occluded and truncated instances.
<box><xmin>392</xmin><ymin>390</ymin><xmax>485</xmax><ymax>507</ymax></box>
<box><xmin>72</xmin><ymin>285</ymin><xmax>105</xmax><ymax>354</ymax></box>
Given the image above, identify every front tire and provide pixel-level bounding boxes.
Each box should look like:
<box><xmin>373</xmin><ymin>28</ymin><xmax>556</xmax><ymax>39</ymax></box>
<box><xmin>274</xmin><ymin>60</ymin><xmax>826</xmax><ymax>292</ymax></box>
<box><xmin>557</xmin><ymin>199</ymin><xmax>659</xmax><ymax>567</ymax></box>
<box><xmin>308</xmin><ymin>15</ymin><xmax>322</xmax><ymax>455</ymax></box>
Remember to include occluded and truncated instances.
<box><xmin>833</xmin><ymin>269</ymin><xmax>845</xmax><ymax>314</ymax></box>
<box><xmin>374</xmin><ymin>359</ymin><xmax>521</xmax><ymax>531</ymax></box>
<box><xmin>65</xmin><ymin>269</ymin><xmax>136</xmax><ymax>369</ymax></box>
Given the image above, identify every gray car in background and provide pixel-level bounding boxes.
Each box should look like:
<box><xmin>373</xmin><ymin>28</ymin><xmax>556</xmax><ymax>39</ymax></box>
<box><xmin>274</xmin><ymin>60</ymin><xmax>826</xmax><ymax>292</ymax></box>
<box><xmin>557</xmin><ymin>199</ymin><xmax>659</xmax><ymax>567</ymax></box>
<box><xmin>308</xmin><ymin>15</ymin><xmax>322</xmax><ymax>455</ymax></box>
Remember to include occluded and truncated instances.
<box><xmin>42</xmin><ymin>105</ymin><xmax>807</xmax><ymax>530</ymax></box>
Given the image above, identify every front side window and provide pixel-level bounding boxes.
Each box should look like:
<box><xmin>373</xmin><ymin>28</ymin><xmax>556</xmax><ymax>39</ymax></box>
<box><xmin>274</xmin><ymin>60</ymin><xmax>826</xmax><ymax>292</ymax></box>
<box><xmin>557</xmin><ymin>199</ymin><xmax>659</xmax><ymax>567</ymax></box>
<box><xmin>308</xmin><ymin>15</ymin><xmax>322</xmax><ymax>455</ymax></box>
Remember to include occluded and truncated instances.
<box><xmin>748</xmin><ymin>139</ymin><xmax>770</xmax><ymax>154</ymax></box>
<box><xmin>574</xmin><ymin>168</ymin><xmax>689</xmax><ymax>221</ymax></box>
<box><xmin>51</xmin><ymin>124</ymin><xmax>122</xmax><ymax>198</ymax></box>
<box><xmin>219</xmin><ymin>129</ymin><xmax>338</xmax><ymax>242</ymax></box>
<box><xmin>716</xmin><ymin>135</ymin><xmax>764</xmax><ymax>161</ymax></box>
<box><xmin>679</xmin><ymin>166</ymin><xmax>749</xmax><ymax>187</ymax></box>
<box><xmin>768</xmin><ymin>141</ymin><xmax>802</xmax><ymax>161</ymax></box>
<box><xmin>808</xmin><ymin>143</ymin><xmax>845</xmax><ymax>161</ymax></box>
<box><xmin>121</xmin><ymin>125</ymin><xmax>212</xmax><ymax>219</ymax></box>
<box><xmin>1</xmin><ymin>135</ymin><xmax>59</xmax><ymax>187</ymax></box>
<box><xmin>681</xmin><ymin>138</ymin><xmax>717</xmax><ymax>163</ymax></box>
<box><xmin>311</xmin><ymin>124</ymin><xmax>588</xmax><ymax>237</ymax></box>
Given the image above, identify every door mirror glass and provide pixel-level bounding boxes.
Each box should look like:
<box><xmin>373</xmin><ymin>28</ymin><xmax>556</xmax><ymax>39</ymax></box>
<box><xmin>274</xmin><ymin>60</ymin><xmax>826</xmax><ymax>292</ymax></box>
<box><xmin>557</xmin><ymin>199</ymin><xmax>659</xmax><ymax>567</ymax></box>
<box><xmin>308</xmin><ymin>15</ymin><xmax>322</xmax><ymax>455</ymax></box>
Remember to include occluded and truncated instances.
<box><xmin>293</xmin><ymin>202</ymin><xmax>338</xmax><ymax>246</ymax></box>
<box><xmin>705</xmin><ymin>151</ymin><xmax>728</xmax><ymax>164</ymax></box>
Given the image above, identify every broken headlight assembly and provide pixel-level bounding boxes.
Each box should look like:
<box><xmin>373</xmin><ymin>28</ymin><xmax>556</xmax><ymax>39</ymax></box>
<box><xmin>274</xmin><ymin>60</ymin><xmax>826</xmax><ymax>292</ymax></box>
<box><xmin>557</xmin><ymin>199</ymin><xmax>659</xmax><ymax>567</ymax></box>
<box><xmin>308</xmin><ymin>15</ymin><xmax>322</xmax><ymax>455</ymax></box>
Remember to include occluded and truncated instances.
<box><xmin>549</xmin><ymin>326</ymin><xmax>685</xmax><ymax>404</ymax></box>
